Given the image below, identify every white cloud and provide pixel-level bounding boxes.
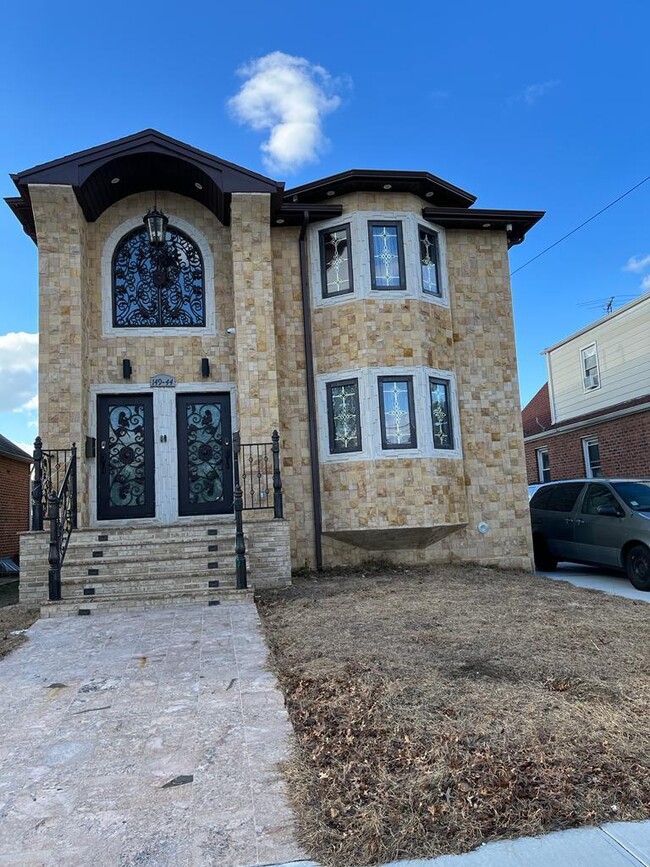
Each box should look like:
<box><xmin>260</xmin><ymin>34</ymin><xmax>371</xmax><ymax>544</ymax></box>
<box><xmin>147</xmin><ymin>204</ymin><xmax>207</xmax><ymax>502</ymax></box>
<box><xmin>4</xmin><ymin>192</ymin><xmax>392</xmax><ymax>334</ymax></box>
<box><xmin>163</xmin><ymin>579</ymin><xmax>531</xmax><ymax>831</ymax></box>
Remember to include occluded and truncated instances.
<box><xmin>510</xmin><ymin>80</ymin><xmax>560</xmax><ymax>106</ymax></box>
<box><xmin>0</xmin><ymin>332</ymin><xmax>38</xmax><ymax>414</ymax></box>
<box><xmin>623</xmin><ymin>254</ymin><xmax>650</xmax><ymax>273</ymax></box>
<box><xmin>228</xmin><ymin>51</ymin><xmax>346</xmax><ymax>174</ymax></box>
<box><xmin>641</xmin><ymin>275</ymin><xmax>650</xmax><ymax>290</ymax></box>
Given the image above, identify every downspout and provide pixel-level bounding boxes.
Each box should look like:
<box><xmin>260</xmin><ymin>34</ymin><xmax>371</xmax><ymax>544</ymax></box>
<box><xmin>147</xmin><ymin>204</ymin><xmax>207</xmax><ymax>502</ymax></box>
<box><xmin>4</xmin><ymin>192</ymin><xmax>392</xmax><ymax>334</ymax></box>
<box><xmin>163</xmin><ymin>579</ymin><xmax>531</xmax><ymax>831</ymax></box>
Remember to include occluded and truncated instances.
<box><xmin>298</xmin><ymin>211</ymin><xmax>323</xmax><ymax>571</ymax></box>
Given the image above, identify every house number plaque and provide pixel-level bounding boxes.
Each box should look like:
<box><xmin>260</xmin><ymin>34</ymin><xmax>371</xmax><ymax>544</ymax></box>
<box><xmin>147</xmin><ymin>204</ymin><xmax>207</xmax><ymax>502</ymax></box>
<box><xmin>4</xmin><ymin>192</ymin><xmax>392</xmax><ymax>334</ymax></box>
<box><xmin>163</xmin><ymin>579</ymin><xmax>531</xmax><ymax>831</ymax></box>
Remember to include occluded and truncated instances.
<box><xmin>150</xmin><ymin>374</ymin><xmax>176</xmax><ymax>388</ymax></box>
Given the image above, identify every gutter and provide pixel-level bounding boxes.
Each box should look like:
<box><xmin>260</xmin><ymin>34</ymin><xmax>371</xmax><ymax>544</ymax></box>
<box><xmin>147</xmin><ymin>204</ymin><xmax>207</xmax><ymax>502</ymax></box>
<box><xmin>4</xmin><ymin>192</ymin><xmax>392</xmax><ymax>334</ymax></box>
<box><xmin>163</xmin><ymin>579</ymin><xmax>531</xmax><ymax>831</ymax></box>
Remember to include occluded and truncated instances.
<box><xmin>298</xmin><ymin>211</ymin><xmax>323</xmax><ymax>570</ymax></box>
<box><xmin>523</xmin><ymin>400</ymin><xmax>650</xmax><ymax>444</ymax></box>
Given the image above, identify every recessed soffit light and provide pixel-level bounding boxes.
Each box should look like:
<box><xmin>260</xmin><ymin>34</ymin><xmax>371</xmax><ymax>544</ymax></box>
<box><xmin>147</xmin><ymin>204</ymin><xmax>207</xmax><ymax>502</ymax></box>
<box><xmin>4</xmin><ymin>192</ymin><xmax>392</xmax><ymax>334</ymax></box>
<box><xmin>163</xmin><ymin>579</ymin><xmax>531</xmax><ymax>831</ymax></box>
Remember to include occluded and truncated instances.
<box><xmin>326</xmin><ymin>190</ymin><xmax>336</xmax><ymax>196</ymax></box>
<box><xmin>194</xmin><ymin>182</ymin><xmax>203</xmax><ymax>190</ymax></box>
<box><xmin>383</xmin><ymin>183</ymin><xmax>392</xmax><ymax>190</ymax></box>
<box><xmin>111</xmin><ymin>177</ymin><xmax>120</xmax><ymax>184</ymax></box>
<box><xmin>482</xmin><ymin>223</ymin><xmax>491</xmax><ymax>228</ymax></box>
<box><xmin>425</xmin><ymin>191</ymin><xmax>434</xmax><ymax>198</ymax></box>
<box><xmin>276</xmin><ymin>218</ymin><xmax>285</xmax><ymax>225</ymax></box>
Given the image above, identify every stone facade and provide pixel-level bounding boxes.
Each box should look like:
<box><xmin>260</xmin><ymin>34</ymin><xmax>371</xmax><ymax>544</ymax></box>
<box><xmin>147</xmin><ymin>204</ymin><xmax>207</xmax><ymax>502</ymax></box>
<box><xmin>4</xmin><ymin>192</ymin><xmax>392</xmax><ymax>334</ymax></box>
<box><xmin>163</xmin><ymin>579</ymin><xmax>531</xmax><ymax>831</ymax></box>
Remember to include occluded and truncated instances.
<box><xmin>20</xmin><ymin>141</ymin><xmax>536</xmax><ymax>590</ymax></box>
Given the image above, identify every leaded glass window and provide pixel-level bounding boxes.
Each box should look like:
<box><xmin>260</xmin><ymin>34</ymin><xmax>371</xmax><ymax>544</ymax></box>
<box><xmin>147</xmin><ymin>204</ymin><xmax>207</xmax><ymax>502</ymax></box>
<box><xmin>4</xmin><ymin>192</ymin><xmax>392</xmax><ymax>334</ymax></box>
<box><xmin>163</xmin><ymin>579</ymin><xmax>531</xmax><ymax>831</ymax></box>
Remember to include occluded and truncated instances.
<box><xmin>368</xmin><ymin>222</ymin><xmax>405</xmax><ymax>290</ymax></box>
<box><xmin>320</xmin><ymin>224</ymin><xmax>353</xmax><ymax>298</ymax></box>
<box><xmin>326</xmin><ymin>379</ymin><xmax>362</xmax><ymax>454</ymax></box>
<box><xmin>378</xmin><ymin>376</ymin><xmax>417</xmax><ymax>449</ymax></box>
<box><xmin>112</xmin><ymin>225</ymin><xmax>205</xmax><ymax>327</ymax></box>
<box><xmin>429</xmin><ymin>378</ymin><xmax>454</xmax><ymax>450</ymax></box>
<box><xmin>419</xmin><ymin>227</ymin><xmax>441</xmax><ymax>296</ymax></box>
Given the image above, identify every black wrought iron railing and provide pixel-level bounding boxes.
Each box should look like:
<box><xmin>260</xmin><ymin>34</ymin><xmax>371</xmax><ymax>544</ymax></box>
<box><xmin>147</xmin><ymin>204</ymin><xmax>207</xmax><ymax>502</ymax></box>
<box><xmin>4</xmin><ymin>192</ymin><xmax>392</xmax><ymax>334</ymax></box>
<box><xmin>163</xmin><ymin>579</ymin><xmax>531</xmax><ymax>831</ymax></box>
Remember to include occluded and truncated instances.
<box><xmin>232</xmin><ymin>430</ymin><xmax>283</xmax><ymax>590</ymax></box>
<box><xmin>32</xmin><ymin>437</ymin><xmax>78</xmax><ymax>601</ymax></box>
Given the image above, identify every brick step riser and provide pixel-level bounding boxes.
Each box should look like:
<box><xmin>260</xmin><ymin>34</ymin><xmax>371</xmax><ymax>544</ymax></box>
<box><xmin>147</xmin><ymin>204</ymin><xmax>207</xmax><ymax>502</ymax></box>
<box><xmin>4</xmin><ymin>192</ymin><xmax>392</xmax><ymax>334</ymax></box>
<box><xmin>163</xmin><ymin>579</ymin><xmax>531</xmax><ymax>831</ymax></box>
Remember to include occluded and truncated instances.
<box><xmin>61</xmin><ymin>577</ymin><xmax>238</xmax><ymax>597</ymax></box>
<box><xmin>64</xmin><ymin>525</ymin><xmax>236</xmax><ymax>544</ymax></box>
<box><xmin>66</xmin><ymin>534</ymin><xmax>238</xmax><ymax>551</ymax></box>
<box><xmin>62</xmin><ymin>560</ymin><xmax>234</xmax><ymax>579</ymax></box>
<box><xmin>63</xmin><ymin>551</ymin><xmax>234</xmax><ymax>571</ymax></box>
<box><xmin>40</xmin><ymin>589</ymin><xmax>252</xmax><ymax>618</ymax></box>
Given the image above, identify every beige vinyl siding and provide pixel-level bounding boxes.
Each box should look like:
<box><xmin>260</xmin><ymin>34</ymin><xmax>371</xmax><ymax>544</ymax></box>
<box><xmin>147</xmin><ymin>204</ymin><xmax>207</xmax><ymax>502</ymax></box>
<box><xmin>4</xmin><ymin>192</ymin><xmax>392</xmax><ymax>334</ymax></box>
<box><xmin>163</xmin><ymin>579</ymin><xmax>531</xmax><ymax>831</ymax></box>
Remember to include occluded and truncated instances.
<box><xmin>548</xmin><ymin>298</ymin><xmax>650</xmax><ymax>423</ymax></box>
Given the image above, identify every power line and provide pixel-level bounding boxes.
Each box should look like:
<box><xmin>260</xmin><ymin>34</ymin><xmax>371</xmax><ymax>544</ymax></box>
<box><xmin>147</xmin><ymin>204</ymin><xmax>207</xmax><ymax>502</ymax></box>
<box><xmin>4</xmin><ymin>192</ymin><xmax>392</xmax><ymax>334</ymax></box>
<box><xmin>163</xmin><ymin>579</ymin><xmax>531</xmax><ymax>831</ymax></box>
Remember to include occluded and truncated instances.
<box><xmin>511</xmin><ymin>172</ymin><xmax>650</xmax><ymax>276</ymax></box>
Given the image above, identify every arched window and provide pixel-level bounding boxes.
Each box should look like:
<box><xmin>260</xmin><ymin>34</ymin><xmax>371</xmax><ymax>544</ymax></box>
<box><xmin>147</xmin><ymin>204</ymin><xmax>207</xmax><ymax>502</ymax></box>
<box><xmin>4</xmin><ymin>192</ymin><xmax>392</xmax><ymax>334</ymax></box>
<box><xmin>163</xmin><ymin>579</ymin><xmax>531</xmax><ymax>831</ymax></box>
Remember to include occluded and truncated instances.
<box><xmin>112</xmin><ymin>225</ymin><xmax>205</xmax><ymax>327</ymax></box>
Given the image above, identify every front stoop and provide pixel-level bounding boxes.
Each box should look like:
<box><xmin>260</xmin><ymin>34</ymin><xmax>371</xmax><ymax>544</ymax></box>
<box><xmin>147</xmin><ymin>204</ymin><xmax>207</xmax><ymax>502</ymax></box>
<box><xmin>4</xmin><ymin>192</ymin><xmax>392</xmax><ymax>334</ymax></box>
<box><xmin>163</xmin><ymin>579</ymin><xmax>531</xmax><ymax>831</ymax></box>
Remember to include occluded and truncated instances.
<box><xmin>20</xmin><ymin>517</ymin><xmax>292</xmax><ymax>615</ymax></box>
<box><xmin>28</xmin><ymin>521</ymin><xmax>244</xmax><ymax>617</ymax></box>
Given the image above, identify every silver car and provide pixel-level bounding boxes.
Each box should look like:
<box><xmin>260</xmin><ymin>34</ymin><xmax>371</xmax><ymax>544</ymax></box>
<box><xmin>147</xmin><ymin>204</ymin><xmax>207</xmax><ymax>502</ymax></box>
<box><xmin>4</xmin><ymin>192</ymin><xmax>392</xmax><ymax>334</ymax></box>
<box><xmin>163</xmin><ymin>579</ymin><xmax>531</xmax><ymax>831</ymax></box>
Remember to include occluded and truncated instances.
<box><xmin>530</xmin><ymin>479</ymin><xmax>650</xmax><ymax>590</ymax></box>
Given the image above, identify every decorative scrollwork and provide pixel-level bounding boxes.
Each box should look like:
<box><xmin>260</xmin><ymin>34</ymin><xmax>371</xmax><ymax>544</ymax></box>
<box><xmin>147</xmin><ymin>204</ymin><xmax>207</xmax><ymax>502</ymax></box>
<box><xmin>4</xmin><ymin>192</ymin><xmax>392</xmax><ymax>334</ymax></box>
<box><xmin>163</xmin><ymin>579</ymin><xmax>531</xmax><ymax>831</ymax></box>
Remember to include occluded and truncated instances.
<box><xmin>108</xmin><ymin>404</ymin><xmax>147</xmax><ymax>508</ymax></box>
<box><xmin>112</xmin><ymin>225</ymin><xmax>205</xmax><ymax>327</ymax></box>
<box><xmin>185</xmin><ymin>403</ymin><xmax>224</xmax><ymax>505</ymax></box>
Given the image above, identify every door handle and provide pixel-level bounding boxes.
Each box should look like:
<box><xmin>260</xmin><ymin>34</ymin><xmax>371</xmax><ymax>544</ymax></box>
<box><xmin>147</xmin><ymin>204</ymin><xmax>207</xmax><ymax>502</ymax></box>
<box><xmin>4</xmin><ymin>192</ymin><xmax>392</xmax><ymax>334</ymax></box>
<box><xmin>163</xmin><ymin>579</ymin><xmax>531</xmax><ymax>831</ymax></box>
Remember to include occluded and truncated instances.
<box><xmin>574</xmin><ymin>519</ymin><xmax>585</xmax><ymax>526</ymax></box>
<box><xmin>100</xmin><ymin>440</ymin><xmax>107</xmax><ymax>474</ymax></box>
<box><xmin>565</xmin><ymin>518</ymin><xmax>574</xmax><ymax>524</ymax></box>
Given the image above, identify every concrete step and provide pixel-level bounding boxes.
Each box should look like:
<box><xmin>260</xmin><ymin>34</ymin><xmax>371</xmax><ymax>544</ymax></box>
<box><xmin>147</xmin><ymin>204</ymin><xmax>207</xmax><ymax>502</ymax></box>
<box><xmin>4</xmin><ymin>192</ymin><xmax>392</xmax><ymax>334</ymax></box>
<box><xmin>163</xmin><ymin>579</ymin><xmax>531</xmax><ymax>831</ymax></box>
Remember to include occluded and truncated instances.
<box><xmin>40</xmin><ymin>587</ymin><xmax>252</xmax><ymax>618</ymax></box>
<box><xmin>61</xmin><ymin>572</ymin><xmax>237</xmax><ymax>598</ymax></box>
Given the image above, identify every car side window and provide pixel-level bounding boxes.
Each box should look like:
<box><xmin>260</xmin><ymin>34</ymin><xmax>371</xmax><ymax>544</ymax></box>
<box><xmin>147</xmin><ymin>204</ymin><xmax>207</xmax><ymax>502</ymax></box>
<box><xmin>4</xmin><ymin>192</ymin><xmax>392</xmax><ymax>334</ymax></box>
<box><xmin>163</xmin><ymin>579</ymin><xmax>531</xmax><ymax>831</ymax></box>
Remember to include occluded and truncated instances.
<box><xmin>530</xmin><ymin>486</ymin><xmax>553</xmax><ymax>509</ymax></box>
<box><xmin>582</xmin><ymin>484</ymin><xmax>621</xmax><ymax>516</ymax></box>
<box><xmin>545</xmin><ymin>483</ymin><xmax>585</xmax><ymax>513</ymax></box>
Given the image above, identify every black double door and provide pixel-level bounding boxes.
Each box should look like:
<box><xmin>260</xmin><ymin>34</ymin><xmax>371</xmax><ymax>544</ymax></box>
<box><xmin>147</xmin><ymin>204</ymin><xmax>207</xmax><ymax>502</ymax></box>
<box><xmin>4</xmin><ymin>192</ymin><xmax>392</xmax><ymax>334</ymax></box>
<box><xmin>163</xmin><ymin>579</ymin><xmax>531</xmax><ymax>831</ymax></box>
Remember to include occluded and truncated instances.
<box><xmin>97</xmin><ymin>393</ymin><xmax>233</xmax><ymax>521</ymax></box>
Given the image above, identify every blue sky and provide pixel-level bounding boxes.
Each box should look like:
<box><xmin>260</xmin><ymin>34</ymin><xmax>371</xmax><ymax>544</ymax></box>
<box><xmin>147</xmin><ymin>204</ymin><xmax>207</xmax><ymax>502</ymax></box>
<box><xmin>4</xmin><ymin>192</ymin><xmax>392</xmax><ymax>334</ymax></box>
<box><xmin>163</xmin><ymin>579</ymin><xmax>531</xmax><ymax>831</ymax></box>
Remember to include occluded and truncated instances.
<box><xmin>1</xmin><ymin>0</ymin><xmax>649</xmax><ymax>451</ymax></box>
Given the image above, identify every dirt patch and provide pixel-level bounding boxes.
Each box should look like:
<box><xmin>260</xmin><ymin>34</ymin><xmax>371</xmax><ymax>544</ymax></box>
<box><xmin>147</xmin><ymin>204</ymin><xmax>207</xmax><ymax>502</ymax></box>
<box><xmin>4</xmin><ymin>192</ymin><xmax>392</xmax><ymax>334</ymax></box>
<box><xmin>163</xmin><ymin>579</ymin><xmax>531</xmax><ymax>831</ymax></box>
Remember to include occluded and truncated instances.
<box><xmin>257</xmin><ymin>564</ymin><xmax>650</xmax><ymax>866</ymax></box>
<box><xmin>0</xmin><ymin>600</ymin><xmax>39</xmax><ymax>660</ymax></box>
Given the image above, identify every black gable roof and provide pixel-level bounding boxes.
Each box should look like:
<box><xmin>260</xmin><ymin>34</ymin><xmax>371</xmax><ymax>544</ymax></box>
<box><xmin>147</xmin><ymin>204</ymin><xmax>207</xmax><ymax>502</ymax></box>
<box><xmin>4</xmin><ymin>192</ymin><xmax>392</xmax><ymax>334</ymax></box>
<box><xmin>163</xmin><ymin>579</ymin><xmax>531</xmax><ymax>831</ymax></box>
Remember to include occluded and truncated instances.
<box><xmin>6</xmin><ymin>129</ymin><xmax>285</xmax><ymax>240</ymax></box>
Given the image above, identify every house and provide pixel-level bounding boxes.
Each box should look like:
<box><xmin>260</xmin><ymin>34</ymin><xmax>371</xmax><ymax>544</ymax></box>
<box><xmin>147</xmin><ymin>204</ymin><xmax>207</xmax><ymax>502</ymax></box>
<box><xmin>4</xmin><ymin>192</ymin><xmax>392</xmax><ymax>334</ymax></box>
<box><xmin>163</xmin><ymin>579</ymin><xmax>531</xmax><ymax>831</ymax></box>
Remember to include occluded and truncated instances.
<box><xmin>523</xmin><ymin>292</ymin><xmax>650</xmax><ymax>484</ymax></box>
<box><xmin>0</xmin><ymin>433</ymin><xmax>31</xmax><ymax>568</ymax></box>
<box><xmin>6</xmin><ymin>129</ymin><xmax>543</xmax><ymax>611</ymax></box>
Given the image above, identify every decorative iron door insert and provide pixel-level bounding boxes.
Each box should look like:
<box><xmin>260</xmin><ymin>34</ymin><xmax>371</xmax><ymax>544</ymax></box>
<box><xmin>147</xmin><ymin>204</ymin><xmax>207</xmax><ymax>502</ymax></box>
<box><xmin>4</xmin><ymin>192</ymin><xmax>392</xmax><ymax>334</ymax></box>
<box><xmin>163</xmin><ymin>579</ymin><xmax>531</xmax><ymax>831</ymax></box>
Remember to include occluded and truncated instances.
<box><xmin>97</xmin><ymin>395</ymin><xmax>155</xmax><ymax>520</ymax></box>
<box><xmin>176</xmin><ymin>394</ymin><xmax>233</xmax><ymax>516</ymax></box>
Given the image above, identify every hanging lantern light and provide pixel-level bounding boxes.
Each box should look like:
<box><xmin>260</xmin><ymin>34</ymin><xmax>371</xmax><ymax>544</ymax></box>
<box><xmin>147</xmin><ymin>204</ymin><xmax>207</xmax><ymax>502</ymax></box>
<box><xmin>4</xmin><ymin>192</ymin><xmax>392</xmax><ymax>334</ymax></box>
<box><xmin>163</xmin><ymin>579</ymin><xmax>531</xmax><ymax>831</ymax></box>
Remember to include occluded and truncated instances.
<box><xmin>143</xmin><ymin>207</ymin><xmax>168</xmax><ymax>246</ymax></box>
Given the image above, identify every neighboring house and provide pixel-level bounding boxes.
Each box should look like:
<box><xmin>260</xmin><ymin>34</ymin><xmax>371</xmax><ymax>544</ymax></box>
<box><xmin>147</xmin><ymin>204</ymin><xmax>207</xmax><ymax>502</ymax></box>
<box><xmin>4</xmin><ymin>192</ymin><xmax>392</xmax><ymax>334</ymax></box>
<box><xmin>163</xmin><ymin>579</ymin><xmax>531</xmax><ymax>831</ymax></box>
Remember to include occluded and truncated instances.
<box><xmin>0</xmin><ymin>433</ymin><xmax>31</xmax><ymax>566</ymax></box>
<box><xmin>6</xmin><ymin>129</ymin><xmax>543</xmax><ymax>609</ymax></box>
<box><xmin>523</xmin><ymin>292</ymin><xmax>650</xmax><ymax>484</ymax></box>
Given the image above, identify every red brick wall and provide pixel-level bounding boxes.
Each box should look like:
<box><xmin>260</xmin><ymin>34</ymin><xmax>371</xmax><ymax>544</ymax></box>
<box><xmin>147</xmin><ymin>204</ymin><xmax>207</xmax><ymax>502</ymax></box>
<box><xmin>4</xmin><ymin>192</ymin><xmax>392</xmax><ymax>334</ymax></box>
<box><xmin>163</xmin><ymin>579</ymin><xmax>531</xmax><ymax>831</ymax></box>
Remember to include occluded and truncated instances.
<box><xmin>524</xmin><ymin>408</ymin><xmax>650</xmax><ymax>484</ymax></box>
<box><xmin>0</xmin><ymin>456</ymin><xmax>30</xmax><ymax>562</ymax></box>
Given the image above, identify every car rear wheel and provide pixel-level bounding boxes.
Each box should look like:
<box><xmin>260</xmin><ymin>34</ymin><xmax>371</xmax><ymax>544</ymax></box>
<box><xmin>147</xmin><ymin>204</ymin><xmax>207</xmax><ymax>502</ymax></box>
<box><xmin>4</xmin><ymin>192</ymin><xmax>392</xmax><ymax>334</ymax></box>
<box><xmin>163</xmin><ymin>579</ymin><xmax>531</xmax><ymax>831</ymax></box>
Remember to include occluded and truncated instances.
<box><xmin>625</xmin><ymin>544</ymin><xmax>650</xmax><ymax>591</ymax></box>
<box><xmin>533</xmin><ymin>536</ymin><xmax>558</xmax><ymax>571</ymax></box>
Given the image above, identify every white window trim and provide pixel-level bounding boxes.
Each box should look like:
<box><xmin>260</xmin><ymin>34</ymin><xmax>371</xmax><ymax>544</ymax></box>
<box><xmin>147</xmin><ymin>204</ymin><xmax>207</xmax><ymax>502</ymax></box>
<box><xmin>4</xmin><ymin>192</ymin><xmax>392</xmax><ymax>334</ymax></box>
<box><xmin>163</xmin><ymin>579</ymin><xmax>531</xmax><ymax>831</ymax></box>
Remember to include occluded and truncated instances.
<box><xmin>101</xmin><ymin>214</ymin><xmax>217</xmax><ymax>338</ymax></box>
<box><xmin>582</xmin><ymin>436</ymin><xmax>601</xmax><ymax>479</ymax></box>
<box><xmin>536</xmin><ymin>447</ymin><xmax>550</xmax><ymax>483</ymax></box>
<box><xmin>580</xmin><ymin>341</ymin><xmax>601</xmax><ymax>392</ymax></box>
<box><xmin>316</xmin><ymin>365</ymin><xmax>462</xmax><ymax>463</ymax></box>
<box><xmin>87</xmin><ymin>380</ymin><xmax>237</xmax><ymax>526</ymax></box>
<box><xmin>308</xmin><ymin>211</ymin><xmax>450</xmax><ymax>310</ymax></box>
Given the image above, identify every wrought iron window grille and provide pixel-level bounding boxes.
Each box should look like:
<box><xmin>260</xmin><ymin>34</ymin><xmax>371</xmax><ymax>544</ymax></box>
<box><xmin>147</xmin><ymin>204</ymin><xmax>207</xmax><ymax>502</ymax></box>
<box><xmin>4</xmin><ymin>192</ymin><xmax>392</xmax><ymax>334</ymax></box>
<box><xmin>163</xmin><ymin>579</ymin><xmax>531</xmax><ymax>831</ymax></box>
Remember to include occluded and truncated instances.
<box><xmin>112</xmin><ymin>225</ymin><xmax>206</xmax><ymax>327</ymax></box>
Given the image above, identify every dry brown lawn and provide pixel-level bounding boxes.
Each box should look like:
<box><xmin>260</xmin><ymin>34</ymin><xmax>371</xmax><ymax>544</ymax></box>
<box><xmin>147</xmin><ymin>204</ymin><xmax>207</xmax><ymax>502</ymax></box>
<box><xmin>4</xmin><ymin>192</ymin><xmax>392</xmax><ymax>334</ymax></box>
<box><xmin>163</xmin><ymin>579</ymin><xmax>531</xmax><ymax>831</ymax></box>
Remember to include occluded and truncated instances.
<box><xmin>257</xmin><ymin>563</ymin><xmax>650</xmax><ymax>866</ymax></box>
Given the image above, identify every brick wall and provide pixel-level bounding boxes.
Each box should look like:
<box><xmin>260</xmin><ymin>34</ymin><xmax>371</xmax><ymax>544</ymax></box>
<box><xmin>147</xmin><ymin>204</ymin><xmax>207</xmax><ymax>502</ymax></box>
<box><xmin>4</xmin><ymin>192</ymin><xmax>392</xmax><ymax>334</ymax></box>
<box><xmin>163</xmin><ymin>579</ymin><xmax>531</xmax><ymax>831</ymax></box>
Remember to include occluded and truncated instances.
<box><xmin>0</xmin><ymin>456</ymin><xmax>30</xmax><ymax>562</ymax></box>
<box><xmin>524</xmin><ymin>408</ymin><xmax>650</xmax><ymax>483</ymax></box>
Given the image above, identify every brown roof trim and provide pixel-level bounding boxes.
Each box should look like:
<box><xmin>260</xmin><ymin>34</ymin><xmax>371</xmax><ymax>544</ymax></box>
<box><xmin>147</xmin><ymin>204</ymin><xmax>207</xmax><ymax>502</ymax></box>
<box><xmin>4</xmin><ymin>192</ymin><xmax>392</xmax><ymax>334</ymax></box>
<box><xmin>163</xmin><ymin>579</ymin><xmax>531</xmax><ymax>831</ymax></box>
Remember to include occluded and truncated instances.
<box><xmin>272</xmin><ymin>202</ymin><xmax>343</xmax><ymax>226</ymax></box>
<box><xmin>285</xmin><ymin>169</ymin><xmax>477</xmax><ymax>208</ymax></box>
<box><xmin>422</xmin><ymin>207</ymin><xmax>545</xmax><ymax>248</ymax></box>
<box><xmin>524</xmin><ymin>392</ymin><xmax>650</xmax><ymax>438</ymax></box>
<box><xmin>7</xmin><ymin>129</ymin><xmax>285</xmax><ymax>241</ymax></box>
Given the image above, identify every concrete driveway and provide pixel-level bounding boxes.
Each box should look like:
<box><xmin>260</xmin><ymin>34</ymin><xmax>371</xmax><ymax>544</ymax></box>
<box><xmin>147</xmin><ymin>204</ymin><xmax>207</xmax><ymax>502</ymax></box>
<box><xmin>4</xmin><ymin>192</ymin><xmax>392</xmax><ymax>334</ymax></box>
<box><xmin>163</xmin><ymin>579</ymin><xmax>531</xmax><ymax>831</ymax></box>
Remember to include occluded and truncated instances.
<box><xmin>539</xmin><ymin>563</ymin><xmax>650</xmax><ymax>602</ymax></box>
<box><xmin>0</xmin><ymin>603</ymin><xmax>305</xmax><ymax>867</ymax></box>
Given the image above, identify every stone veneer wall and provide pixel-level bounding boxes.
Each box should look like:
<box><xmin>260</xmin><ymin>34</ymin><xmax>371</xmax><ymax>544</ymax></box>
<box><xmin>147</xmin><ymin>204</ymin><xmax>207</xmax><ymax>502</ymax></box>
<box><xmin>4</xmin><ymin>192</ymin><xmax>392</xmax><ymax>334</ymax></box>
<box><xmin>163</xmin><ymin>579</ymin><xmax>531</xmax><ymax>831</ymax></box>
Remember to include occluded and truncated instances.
<box><xmin>269</xmin><ymin>192</ymin><xmax>532</xmax><ymax>571</ymax></box>
<box><xmin>28</xmin><ymin>181</ymin><xmax>531</xmax><ymax>575</ymax></box>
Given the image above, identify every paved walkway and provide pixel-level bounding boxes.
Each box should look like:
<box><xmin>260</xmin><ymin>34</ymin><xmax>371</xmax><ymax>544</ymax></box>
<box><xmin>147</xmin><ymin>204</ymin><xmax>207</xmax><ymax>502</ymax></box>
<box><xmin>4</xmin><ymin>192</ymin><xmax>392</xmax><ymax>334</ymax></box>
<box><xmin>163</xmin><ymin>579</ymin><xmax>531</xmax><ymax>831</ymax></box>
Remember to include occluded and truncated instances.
<box><xmin>0</xmin><ymin>603</ymin><xmax>306</xmax><ymax>866</ymax></box>
<box><xmin>540</xmin><ymin>563</ymin><xmax>650</xmax><ymax>602</ymax></box>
